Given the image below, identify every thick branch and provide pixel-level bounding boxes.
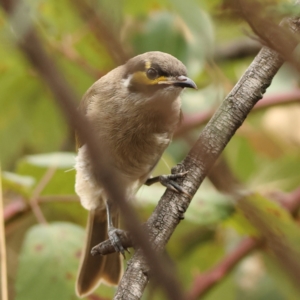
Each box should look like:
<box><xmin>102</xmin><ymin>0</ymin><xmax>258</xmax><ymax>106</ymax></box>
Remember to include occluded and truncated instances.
<box><xmin>115</xmin><ymin>13</ymin><xmax>300</xmax><ymax>300</ymax></box>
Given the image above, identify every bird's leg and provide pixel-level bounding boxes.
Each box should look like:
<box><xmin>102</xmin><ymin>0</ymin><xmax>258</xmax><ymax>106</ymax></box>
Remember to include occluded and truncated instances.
<box><xmin>106</xmin><ymin>200</ymin><xmax>128</xmax><ymax>258</ymax></box>
<box><xmin>145</xmin><ymin>171</ymin><xmax>191</xmax><ymax>197</ymax></box>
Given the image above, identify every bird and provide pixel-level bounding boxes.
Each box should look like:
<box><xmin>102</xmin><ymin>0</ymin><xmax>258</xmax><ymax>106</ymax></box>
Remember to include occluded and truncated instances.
<box><xmin>75</xmin><ymin>51</ymin><xmax>197</xmax><ymax>297</ymax></box>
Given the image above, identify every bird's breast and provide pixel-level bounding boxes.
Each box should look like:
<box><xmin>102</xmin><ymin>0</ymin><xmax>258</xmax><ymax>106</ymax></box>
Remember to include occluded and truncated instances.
<box><xmin>109</xmin><ymin>99</ymin><xmax>181</xmax><ymax>178</ymax></box>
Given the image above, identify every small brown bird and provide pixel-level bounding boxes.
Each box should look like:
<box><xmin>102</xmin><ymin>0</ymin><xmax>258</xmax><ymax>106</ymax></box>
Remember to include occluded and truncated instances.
<box><xmin>75</xmin><ymin>51</ymin><xmax>197</xmax><ymax>297</ymax></box>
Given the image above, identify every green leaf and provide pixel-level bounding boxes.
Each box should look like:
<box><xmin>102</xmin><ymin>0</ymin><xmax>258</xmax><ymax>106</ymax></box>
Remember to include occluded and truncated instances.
<box><xmin>123</xmin><ymin>0</ymin><xmax>168</xmax><ymax>16</ymax></box>
<box><xmin>186</xmin><ymin>189</ymin><xmax>234</xmax><ymax>225</ymax></box>
<box><xmin>239</xmin><ymin>193</ymin><xmax>300</xmax><ymax>249</ymax></box>
<box><xmin>15</xmin><ymin>222</ymin><xmax>84</xmax><ymax>300</ymax></box>
<box><xmin>23</xmin><ymin>152</ymin><xmax>75</xmax><ymax>169</ymax></box>
<box><xmin>2</xmin><ymin>171</ymin><xmax>35</xmax><ymax>196</ymax></box>
<box><xmin>222</xmin><ymin>206</ymin><xmax>259</xmax><ymax>237</ymax></box>
<box><xmin>131</xmin><ymin>11</ymin><xmax>189</xmax><ymax>62</ymax></box>
<box><xmin>170</xmin><ymin>0</ymin><xmax>215</xmax><ymax>62</ymax></box>
<box><xmin>263</xmin><ymin>253</ymin><xmax>300</xmax><ymax>300</ymax></box>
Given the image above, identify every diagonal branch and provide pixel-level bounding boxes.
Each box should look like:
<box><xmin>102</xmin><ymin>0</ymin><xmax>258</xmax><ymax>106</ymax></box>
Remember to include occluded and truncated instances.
<box><xmin>0</xmin><ymin>169</ymin><xmax>8</xmax><ymax>300</ymax></box>
<box><xmin>114</xmin><ymin>7</ymin><xmax>300</xmax><ymax>300</ymax></box>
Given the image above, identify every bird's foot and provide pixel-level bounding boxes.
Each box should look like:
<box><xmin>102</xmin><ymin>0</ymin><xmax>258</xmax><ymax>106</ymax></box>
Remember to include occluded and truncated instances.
<box><xmin>108</xmin><ymin>226</ymin><xmax>130</xmax><ymax>258</ymax></box>
<box><xmin>145</xmin><ymin>171</ymin><xmax>191</xmax><ymax>197</ymax></box>
<box><xmin>158</xmin><ymin>172</ymin><xmax>190</xmax><ymax>195</ymax></box>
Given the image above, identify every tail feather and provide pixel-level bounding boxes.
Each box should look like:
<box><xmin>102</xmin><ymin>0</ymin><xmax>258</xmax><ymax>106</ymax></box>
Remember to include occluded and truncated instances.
<box><xmin>76</xmin><ymin>209</ymin><xmax>122</xmax><ymax>297</ymax></box>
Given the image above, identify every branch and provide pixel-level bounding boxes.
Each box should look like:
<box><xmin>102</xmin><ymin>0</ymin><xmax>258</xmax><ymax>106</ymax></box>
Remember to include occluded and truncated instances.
<box><xmin>0</xmin><ymin>168</ymin><xmax>8</xmax><ymax>300</ymax></box>
<box><xmin>234</xmin><ymin>0</ymin><xmax>300</xmax><ymax>68</ymax></box>
<box><xmin>188</xmin><ymin>238</ymin><xmax>260</xmax><ymax>299</ymax></box>
<box><xmin>114</xmin><ymin>9</ymin><xmax>300</xmax><ymax>300</ymax></box>
<box><xmin>28</xmin><ymin>166</ymin><xmax>57</xmax><ymax>224</ymax></box>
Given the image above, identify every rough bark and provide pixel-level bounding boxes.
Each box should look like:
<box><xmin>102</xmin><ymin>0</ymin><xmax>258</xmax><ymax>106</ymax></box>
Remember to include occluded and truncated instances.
<box><xmin>115</xmin><ymin>14</ymin><xmax>300</xmax><ymax>300</ymax></box>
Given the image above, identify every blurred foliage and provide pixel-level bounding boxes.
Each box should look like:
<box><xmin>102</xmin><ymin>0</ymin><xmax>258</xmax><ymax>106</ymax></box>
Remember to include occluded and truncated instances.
<box><xmin>15</xmin><ymin>222</ymin><xmax>84</xmax><ymax>300</ymax></box>
<box><xmin>1</xmin><ymin>0</ymin><xmax>300</xmax><ymax>299</ymax></box>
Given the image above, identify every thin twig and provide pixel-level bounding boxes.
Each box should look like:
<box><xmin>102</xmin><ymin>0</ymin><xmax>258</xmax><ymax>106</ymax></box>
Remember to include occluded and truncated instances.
<box><xmin>0</xmin><ymin>167</ymin><xmax>9</xmax><ymax>300</ymax></box>
<box><xmin>188</xmin><ymin>238</ymin><xmax>260</xmax><ymax>300</ymax></box>
<box><xmin>29</xmin><ymin>166</ymin><xmax>57</xmax><ymax>224</ymax></box>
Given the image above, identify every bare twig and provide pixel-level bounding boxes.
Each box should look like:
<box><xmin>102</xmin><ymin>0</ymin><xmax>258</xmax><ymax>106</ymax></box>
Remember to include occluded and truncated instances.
<box><xmin>29</xmin><ymin>166</ymin><xmax>57</xmax><ymax>224</ymax></box>
<box><xmin>234</xmin><ymin>0</ymin><xmax>300</xmax><ymax>69</ymax></box>
<box><xmin>188</xmin><ymin>238</ymin><xmax>260</xmax><ymax>300</ymax></box>
<box><xmin>0</xmin><ymin>167</ymin><xmax>8</xmax><ymax>300</ymax></box>
<box><xmin>3</xmin><ymin>195</ymin><xmax>78</xmax><ymax>223</ymax></box>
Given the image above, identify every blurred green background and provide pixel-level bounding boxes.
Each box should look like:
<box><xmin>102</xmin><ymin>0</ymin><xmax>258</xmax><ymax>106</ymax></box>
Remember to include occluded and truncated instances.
<box><xmin>1</xmin><ymin>0</ymin><xmax>300</xmax><ymax>299</ymax></box>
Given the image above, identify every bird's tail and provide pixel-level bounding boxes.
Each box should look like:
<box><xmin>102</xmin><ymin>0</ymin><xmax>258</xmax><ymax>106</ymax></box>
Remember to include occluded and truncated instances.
<box><xmin>76</xmin><ymin>208</ymin><xmax>123</xmax><ymax>298</ymax></box>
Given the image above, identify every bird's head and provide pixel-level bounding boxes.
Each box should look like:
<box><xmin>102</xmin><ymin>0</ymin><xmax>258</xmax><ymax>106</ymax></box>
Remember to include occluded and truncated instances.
<box><xmin>121</xmin><ymin>51</ymin><xmax>197</xmax><ymax>101</ymax></box>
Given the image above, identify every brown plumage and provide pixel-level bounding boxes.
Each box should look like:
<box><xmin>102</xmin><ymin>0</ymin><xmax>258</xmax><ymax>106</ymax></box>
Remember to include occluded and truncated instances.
<box><xmin>75</xmin><ymin>51</ymin><xmax>197</xmax><ymax>297</ymax></box>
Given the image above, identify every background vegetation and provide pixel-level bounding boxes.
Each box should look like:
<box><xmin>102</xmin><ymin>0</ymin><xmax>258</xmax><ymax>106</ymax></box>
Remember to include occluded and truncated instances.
<box><xmin>1</xmin><ymin>0</ymin><xmax>300</xmax><ymax>299</ymax></box>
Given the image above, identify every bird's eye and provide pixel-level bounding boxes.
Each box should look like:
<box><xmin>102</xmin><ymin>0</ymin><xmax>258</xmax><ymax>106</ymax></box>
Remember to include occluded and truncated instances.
<box><xmin>146</xmin><ymin>68</ymin><xmax>158</xmax><ymax>80</ymax></box>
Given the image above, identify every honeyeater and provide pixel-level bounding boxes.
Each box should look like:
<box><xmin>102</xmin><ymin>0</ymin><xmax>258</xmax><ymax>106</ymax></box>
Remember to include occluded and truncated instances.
<box><xmin>75</xmin><ymin>51</ymin><xmax>197</xmax><ymax>297</ymax></box>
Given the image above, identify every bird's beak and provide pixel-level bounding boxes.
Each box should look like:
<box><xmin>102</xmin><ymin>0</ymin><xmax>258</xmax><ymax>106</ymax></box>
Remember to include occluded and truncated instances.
<box><xmin>158</xmin><ymin>75</ymin><xmax>197</xmax><ymax>89</ymax></box>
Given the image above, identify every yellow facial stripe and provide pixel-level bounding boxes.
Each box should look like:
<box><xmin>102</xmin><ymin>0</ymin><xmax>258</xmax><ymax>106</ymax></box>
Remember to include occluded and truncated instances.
<box><xmin>129</xmin><ymin>61</ymin><xmax>169</xmax><ymax>85</ymax></box>
<box><xmin>131</xmin><ymin>71</ymin><xmax>167</xmax><ymax>85</ymax></box>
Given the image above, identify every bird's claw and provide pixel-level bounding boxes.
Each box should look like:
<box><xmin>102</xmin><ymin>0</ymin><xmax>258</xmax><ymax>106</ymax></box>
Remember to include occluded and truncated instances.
<box><xmin>158</xmin><ymin>171</ymin><xmax>191</xmax><ymax>197</ymax></box>
<box><xmin>108</xmin><ymin>227</ymin><xmax>129</xmax><ymax>258</ymax></box>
